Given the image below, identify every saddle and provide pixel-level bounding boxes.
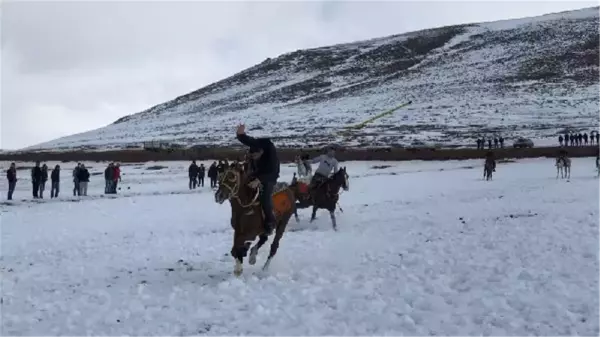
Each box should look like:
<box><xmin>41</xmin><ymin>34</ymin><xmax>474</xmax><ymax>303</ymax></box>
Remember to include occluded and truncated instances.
<box><xmin>252</xmin><ymin>182</ymin><xmax>293</xmax><ymax>220</ymax></box>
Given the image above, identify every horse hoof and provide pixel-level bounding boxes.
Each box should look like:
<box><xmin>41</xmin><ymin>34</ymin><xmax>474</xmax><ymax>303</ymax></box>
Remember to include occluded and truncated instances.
<box><xmin>234</xmin><ymin>269</ymin><xmax>242</xmax><ymax>277</ymax></box>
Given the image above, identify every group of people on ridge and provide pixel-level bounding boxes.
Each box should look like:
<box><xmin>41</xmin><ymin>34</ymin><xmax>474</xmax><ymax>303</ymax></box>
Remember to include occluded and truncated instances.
<box><xmin>558</xmin><ymin>132</ymin><xmax>598</xmax><ymax>147</ymax></box>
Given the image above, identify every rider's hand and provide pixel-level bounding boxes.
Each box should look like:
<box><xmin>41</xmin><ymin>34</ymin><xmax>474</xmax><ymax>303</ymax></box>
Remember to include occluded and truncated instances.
<box><xmin>248</xmin><ymin>179</ymin><xmax>261</xmax><ymax>189</ymax></box>
<box><xmin>236</xmin><ymin>124</ymin><xmax>246</xmax><ymax>135</ymax></box>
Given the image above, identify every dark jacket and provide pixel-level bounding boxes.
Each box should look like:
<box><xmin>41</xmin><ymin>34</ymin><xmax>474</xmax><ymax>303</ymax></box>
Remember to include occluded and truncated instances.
<box><xmin>77</xmin><ymin>168</ymin><xmax>90</xmax><ymax>182</ymax></box>
<box><xmin>31</xmin><ymin>166</ymin><xmax>42</xmax><ymax>183</ymax></box>
<box><xmin>208</xmin><ymin>165</ymin><xmax>217</xmax><ymax>179</ymax></box>
<box><xmin>237</xmin><ymin>133</ymin><xmax>279</xmax><ymax>182</ymax></box>
<box><xmin>41</xmin><ymin>166</ymin><xmax>49</xmax><ymax>182</ymax></box>
<box><xmin>198</xmin><ymin>166</ymin><xmax>205</xmax><ymax>177</ymax></box>
<box><xmin>51</xmin><ymin>169</ymin><xmax>60</xmax><ymax>182</ymax></box>
<box><xmin>188</xmin><ymin>163</ymin><xmax>199</xmax><ymax>178</ymax></box>
<box><xmin>6</xmin><ymin>168</ymin><xmax>16</xmax><ymax>183</ymax></box>
<box><xmin>104</xmin><ymin>167</ymin><xmax>114</xmax><ymax>180</ymax></box>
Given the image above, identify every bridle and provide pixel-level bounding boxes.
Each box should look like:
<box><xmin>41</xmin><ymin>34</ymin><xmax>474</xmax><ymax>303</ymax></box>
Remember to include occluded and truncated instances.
<box><xmin>218</xmin><ymin>169</ymin><xmax>260</xmax><ymax>208</ymax></box>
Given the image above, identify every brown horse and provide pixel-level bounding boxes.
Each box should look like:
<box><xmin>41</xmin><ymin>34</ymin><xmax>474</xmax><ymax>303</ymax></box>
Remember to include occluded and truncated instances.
<box><xmin>290</xmin><ymin>167</ymin><xmax>349</xmax><ymax>231</ymax></box>
<box><xmin>214</xmin><ymin>164</ymin><xmax>296</xmax><ymax>276</ymax></box>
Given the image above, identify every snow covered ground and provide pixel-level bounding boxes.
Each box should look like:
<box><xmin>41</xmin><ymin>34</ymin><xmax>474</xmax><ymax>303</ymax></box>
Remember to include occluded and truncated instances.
<box><xmin>1</xmin><ymin>158</ymin><xmax>598</xmax><ymax>335</ymax></box>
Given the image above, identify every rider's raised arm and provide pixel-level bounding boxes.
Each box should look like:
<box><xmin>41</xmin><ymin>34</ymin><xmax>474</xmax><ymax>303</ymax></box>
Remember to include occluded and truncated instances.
<box><xmin>310</xmin><ymin>154</ymin><xmax>324</xmax><ymax>164</ymax></box>
<box><xmin>236</xmin><ymin>133</ymin><xmax>262</xmax><ymax>148</ymax></box>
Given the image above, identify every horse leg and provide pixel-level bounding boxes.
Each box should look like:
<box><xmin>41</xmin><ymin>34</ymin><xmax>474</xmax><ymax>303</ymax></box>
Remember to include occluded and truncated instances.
<box><xmin>329</xmin><ymin>209</ymin><xmax>337</xmax><ymax>231</ymax></box>
<box><xmin>263</xmin><ymin>224</ymin><xmax>286</xmax><ymax>271</ymax></box>
<box><xmin>556</xmin><ymin>167</ymin><xmax>559</xmax><ymax>179</ymax></box>
<box><xmin>310</xmin><ymin>205</ymin><xmax>318</xmax><ymax>223</ymax></box>
<box><xmin>231</xmin><ymin>247</ymin><xmax>244</xmax><ymax>277</ymax></box>
<box><xmin>231</xmin><ymin>242</ymin><xmax>250</xmax><ymax>276</ymax></box>
<box><xmin>249</xmin><ymin>234</ymin><xmax>268</xmax><ymax>265</ymax></box>
<box><xmin>293</xmin><ymin>202</ymin><xmax>299</xmax><ymax>222</ymax></box>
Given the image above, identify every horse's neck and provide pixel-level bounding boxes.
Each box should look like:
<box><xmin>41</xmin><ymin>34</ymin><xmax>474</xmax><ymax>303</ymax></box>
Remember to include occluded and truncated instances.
<box><xmin>326</xmin><ymin>177</ymin><xmax>342</xmax><ymax>193</ymax></box>
<box><xmin>231</xmin><ymin>184</ymin><xmax>259</xmax><ymax>209</ymax></box>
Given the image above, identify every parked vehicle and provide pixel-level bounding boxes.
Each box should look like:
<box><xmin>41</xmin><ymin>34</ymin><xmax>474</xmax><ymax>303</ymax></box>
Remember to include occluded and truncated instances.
<box><xmin>513</xmin><ymin>138</ymin><xmax>534</xmax><ymax>148</ymax></box>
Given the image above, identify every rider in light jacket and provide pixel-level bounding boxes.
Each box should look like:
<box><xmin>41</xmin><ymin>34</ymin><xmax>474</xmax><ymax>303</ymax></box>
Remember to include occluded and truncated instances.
<box><xmin>309</xmin><ymin>147</ymin><xmax>339</xmax><ymax>189</ymax></box>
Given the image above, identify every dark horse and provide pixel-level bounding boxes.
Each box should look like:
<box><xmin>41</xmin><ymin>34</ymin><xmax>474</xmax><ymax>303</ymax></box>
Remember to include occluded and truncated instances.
<box><xmin>214</xmin><ymin>164</ymin><xmax>296</xmax><ymax>276</ymax></box>
<box><xmin>290</xmin><ymin>167</ymin><xmax>349</xmax><ymax>231</ymax></box>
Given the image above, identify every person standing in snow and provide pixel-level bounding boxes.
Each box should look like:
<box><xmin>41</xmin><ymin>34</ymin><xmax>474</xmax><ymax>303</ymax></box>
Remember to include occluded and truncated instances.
<box><xmin>73</xmin><ymin>163</ymin><xmax>81</xmax><ymax>196</ymax></box>
<box><xmin>188</xmin><ymin>160</ymin><xmax>199</xmax><ymax>190</ymax></box>
<box><xmin>112</xmin><ymin>163</ymin><xmax>121</xmax><ymax>193</ymax></box>
<box><xmin>104</xmin><ymin>163</ymin><xmax>114</xmax><ymax>194</ymax></box>
<box><xmin>208</xmin><ymin>162</ymin><xmax>218</xmax><ymax>188</ymax></box>
<box><xmin>50</xmin><ymin>165</ymin><xmax>60</xmax><ymax>198</ymax></box>
<box><xmin>77</xmin><ymin>164</ymin><xmax>90</xmax><ymax>196</ymax></box>
<box><xmin>198</xmin><ymin>163</ymin><xmax>206</xmax><ymax>188</ymax></box>
<box><xmin>39</xmin><ymin>164</ymin><xmax>48</xmax><ymax>199</ymax></box>
<box><xmin>6</xmin><ymin>163</ymin><xmax>17</xmax><ymax>201</ymax></box>
<box><xmin>31</xmin><ymin>161</ymin><xmax>42</xmax><ymax>198</ymax></box>
<box><xmin>596</xmin><ymin>152</ymin><xmax>599</xmax><ymax>172</ymax></box>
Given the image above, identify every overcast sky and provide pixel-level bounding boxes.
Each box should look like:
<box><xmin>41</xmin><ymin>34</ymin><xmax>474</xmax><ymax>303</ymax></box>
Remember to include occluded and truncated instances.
<box><xmin>1</xmin><ymin>1</ymin><xmax>596</xmax><ymax>149</ymax></box>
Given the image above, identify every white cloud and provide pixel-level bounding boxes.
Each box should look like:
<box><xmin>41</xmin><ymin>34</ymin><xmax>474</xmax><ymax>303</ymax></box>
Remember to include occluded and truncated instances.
<box><xmin>1</xmin><ymin>0</ymin><xmax>596</xmax><ymax>149</ymax></box>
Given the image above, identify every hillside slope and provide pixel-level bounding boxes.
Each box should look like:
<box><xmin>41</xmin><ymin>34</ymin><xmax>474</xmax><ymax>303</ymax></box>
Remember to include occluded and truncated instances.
<box><xmin>31</xmin><ymin>7</ymin><xmax>599</xmax><ymax>151</ymax></box>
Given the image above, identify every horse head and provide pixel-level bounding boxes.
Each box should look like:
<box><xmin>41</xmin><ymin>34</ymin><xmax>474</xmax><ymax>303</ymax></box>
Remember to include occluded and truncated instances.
<box><xmin>332</xmin><ymin>167</ymin><xmax>350</xmax><ymax>192</ymax></box>
<box><xmin>214</xmin><ymin>165</ymin><xmax>245</xmax><ymax>204</ymax></box>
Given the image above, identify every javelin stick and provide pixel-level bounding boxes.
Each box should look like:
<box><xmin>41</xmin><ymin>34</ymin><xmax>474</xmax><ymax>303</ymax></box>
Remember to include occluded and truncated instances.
<box><xmin>338</xmin><ymin>101</ymin><xmax>413</xmax><ymax>135</ymax></box>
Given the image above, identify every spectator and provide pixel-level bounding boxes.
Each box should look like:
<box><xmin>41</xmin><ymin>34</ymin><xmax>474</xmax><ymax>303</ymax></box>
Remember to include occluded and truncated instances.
<box><xmin>6</xmin><ymin>163</ymin><xmax>17</xmax><ymax>201</ymax></box>
<box><xmin>564</xmin><ymin>132</ymin><xmax>570</xmax><ymax>146</ymax></box>
<box><xmin>487</xmin><ymin>139</ymin><xmax>492</xmax><ymax>149</ymax></box>
<box><xmin>493</xmin><ymin>138</ymin><xmax>498</xmax><ymax>148</ymax></box>
<box><xmin>77</xmin><ymin>164</ymin><xmax>90</xmax><ymax>196</ymax></box>
<box><xmin>499</xmin><ymin>137</ymin><xmax>504</xmax><ymax>148</ymax></box>
<box><xmin>39</xmin><ymin>164</ymin><xmax>48</xmax><ymax>199</ymax></box>
<box><xmin>31</xmin><ymin>161</ymin><xmax>42</xmax><ymax>198</ymax></box>
<box><xmin>584</xmin><ymin>133</ymin><xmax>589</xmax><ymax>145</ymax></box>
<box><xmin>188</xmin><ymin>160</ymin><xmax>199</xmax><ymax>190</ymax></box>
<box><xmin>208</xmin><ymin>162</ymin><xmax>218</xmax><ymax>188</ymax></box>
<box><xmin>578</xmin><ymin>133</ymin><xmax>583</xmax><ymax>146</ymax></box>
<box><xmin>596</xmin><ymin>133</ymin><xmax>599</xmax><ymax>145</ymax></box>
<box><xmin>104</xmin><ymin>163</ymin><xmax>115</xmax><ymax>194</ymax></box>
<box><xmin>476</xmin><ymin>139</ymin><xmax>481</xmax><ymax>149</ymax></box>
<box><xmin>558</xmin><ymin>135</ymin><xmax>564</xmax><ymax>146</ymax></box>
<box><xmin>51</xmin><ymin>165</ymin><xmax>60</xmax><ymax>198</ymax></box>
<box><xmin>73</xmin><ymin>163</ymin><xmax>81</xmax><ymax>196</ymax></box>
<box><xmin>112</xmin><ymin>163</ymin><xmax>121</xmax><ymax>193</ymax></box>
<box><xmin>198</xmin><ymin>164</ymin><xmax>206</xmax><ymax>187</ymax></box>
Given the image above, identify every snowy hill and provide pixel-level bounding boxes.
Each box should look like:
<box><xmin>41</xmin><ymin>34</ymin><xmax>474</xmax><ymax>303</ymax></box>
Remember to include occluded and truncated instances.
<box><xmin>31</xmin><ymin>7</ymin><xmax>599</xmax><ymax>151</ymax></box>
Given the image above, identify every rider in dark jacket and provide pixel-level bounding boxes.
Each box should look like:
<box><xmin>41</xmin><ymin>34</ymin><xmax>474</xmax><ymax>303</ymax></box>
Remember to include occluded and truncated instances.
<box><xmin>236</xmin><ymin>124</ymin><xmax>280</xmax><ymax>236</ymax></box>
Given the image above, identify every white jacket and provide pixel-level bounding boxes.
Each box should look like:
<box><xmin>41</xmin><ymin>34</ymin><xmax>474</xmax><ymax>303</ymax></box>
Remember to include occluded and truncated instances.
<box><xmin>311</xmin><ymin>154</ymin><xmax>339</xmax><ymax>177</ymax></box>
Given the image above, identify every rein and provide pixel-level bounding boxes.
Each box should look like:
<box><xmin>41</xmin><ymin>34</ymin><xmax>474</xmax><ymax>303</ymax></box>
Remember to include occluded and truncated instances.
<box><xmin>221</xmin><ymin>170</ymin><xmax>260</xmax><ymax>208</ymax></box>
